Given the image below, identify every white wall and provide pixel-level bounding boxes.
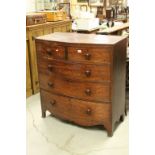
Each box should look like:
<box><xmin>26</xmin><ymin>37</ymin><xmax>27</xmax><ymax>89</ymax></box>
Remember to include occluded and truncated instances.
<box><xmin>36</xmin><ymin>0</ymin><xmax>44</xmax><ymax>11</ymax></box>
<box><xmin>26</xmin><ymin>0</ymin><xmax>36</xmax><ymax>12</ymax></box>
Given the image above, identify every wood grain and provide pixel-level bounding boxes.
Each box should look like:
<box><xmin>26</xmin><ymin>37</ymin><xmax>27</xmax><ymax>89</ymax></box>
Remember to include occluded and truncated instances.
<box><xmin>35</xmin><ymin>32</ymin><xmax>127</xmax><ymax>136</ymax></box>
<box><xmin>26</xmin><ymin>40</ymin><xmax>32</xmax><ymax>97</ymax></box>
<box><xmin>26</xmin><ymin>20</ymin><xmax>72</xmax><ymax>95</ymax></box>
<box><xmin>40</xmin><ymin>90</ymin><xmax>111</xmax><ymax>127</ymax></box>
<box><xmin>36</xmin><ymin>32</ymin><xmax>127</xmax><ymax>45</ymax></box>
<box><xmin>36</xmin><ymin>41</ymin><xmax>65</xmax><ymax>60</ymax></box>
<box><xmin>39</xmin><ymin>74</ymin><xmax>111</xmax><ymax>103</ymax></box>
<box><xmin>67</xmin><ymin>46</ymin><xmax>112</xmax><ymax>63</ymax></box>
<box><xmin>37</xmin><ymin>58</ymin><xmax>111</xmax><ymax>82</ymax></box>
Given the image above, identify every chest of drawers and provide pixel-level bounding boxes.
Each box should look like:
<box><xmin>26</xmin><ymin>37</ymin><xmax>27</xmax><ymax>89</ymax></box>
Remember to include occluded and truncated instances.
<box><xmin>35</xmin><ymin>32</ymin><xmax>127</xmax><ymax>136</ymax></box>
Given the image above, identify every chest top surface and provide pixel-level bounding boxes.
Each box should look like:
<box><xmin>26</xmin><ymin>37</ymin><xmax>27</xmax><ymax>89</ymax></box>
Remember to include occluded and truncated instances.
<box><xmin>36</xmin><ymin>32</ymin><xmax>127</xmax><ymax>45</ymax></box>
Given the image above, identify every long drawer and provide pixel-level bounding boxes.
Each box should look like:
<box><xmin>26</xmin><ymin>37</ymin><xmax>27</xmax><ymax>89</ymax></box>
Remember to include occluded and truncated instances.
<box><xmin>39</xmin><ymin>74</ymin><xmax>111</xmax><ymax>103</ymax></box>
<box><xmin>37</xmin><ymin>59</ymin><xmax>111</xmax><ymax>82</ymax></box>
<box><xmin>41</xmin><ymin>90</ymin><xmax>111</xmax><ymax>126</ymax></box>
<box><xmin>67</xmin><ymin>46</ymin><xmax>112</xmax><ymax>63</ymax></box>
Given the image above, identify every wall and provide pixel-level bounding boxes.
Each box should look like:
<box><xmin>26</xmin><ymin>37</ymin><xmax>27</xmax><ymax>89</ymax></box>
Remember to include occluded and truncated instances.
<box><xmin>26</xmin><ymin>0</ymin><xmax>36</xmax><ymax>12</ymax></box>
<box><xmin>36</xmin><ymin>0</ymin><xmax>44</xmax><ymax>11</ymax></box>
<box><xmin>70</xmin><ymin>0</ymin><xmax>106</xmax><ymax>18</ymax></box>
<box><xmin>26</xmin><ymin>0</ymin><xmax>128</xmax><ymax>14</ymax></box>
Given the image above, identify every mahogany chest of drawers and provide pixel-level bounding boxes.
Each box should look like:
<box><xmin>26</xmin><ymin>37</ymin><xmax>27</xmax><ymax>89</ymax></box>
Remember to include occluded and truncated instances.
<box><xmin>35</xmin><ymin>32</ymin><xmax>127</xmax><ymax>136</ymax></box>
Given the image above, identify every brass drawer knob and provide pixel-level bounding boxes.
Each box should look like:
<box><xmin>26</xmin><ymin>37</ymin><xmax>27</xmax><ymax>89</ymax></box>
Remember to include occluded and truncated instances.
<box><xmin>85</xmin><ymin>70</ymin><xmax>91</xmax><ymax>77</ymax></box>
<box><xmin>85</xmin><ymin>89</ymin><xmax>91</xmax><ymax>96</ymax></box>
<box><xmin>86</xmin><ymin>108</ymin><xmax>92</xmax><ymax>115</ymax></box>
<box><xmin>48</xmin><ymin>82</ymin><xmax>54</xmax><ymax>87</ymax></box>
<box><xmin>50</xmin><ymin>100</ymin><xmax>56</xmax><ymax>106</ymax></box>
<box><xmin>46</xmin><ymin>49</ymin><xmax>52</xmax><ymax>56</ymax></box>
<box><xmin>84</xmin><ymin>53</ymin><xmax>91</xmax><ymax>60</ymax></box>
<box><xmin>48</xmin><ymin>65</ymin><xmax>53</xmax><ymax>71</ymax></box>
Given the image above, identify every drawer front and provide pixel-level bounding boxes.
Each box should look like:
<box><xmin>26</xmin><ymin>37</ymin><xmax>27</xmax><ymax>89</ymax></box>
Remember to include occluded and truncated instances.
<box><xmin>68</xmin><ymin>47</ymin><xmax>112</xmax><ymax>63</ymax></box>
<box><xmin>36</xmin><ymin>41</ymin><xmax>65</xmax><ymax>60</ymax></box>
<box><xmin>38</xmin><ymin>59</ymin><xmax>111</xmax><ymax>82</ymax></box>
<box><xmin>39</xmin><ymin>74</ymin><xmax>111</xmax><ymax>102</ymax></box>
<box><xmin>41</xmin><ymin>90</ymin><xmax>111</xmax><ymax>126</ymax></box>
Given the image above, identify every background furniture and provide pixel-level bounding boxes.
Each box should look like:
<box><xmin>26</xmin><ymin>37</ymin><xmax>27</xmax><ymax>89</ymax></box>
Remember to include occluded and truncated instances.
<box><xmin>59</xmin><ymin>2</ymin><xmax>71</xmax><ymax>18</ymax></box>
<box><xmin>76</xmin><ymin>27</ymin><xmax>100</xmax><ymax>33</ymax></box>
<box><xmin>35</xmin><ymin>32</ymin><xmax>127</xmax><ymax>136</ymax></box>
<box><xmin>26</xmin><ymin>32</ymin><xmax>33</xmax><ymax>97</ymax></box>
<box><xmin>26</xmin><ymin>12</ymin><xmax>47</xmax><ymax>26</ymax></box>
<box><xmin>80</xmin><ymin>4</ymin><xmax>88</xmax><ymax>11</ymax></box>
<box><xmin>96</xmin><ymin>6</ymin><xmax>104</xmax><ymax>20</ymax></box>
<box><xmin>89</xmin><ymin>0</ymin><xmax>107</xmax><ymax>20</ymax></box>
<box><xmin>97</xmin><ymin>22</ymin><xmax>129</xmax><ymax>35</ymax></box>
<box><xmin>26</xmin><ymin>20</ymin><xmax>72</xmax><ymax>97</ymax></box>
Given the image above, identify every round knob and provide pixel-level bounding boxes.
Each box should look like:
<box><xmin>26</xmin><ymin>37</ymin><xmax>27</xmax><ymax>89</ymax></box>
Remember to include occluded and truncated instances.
<box><xmin>50</xmin><ymin>100</ymin><xmax>56</xmax><ymax>106</ymax></box>
<box><xmin>48</xmin><ymin>64</ymin><xmax>53</xmax><ymax>71</ymax></box>
<box><xmin>46</xmin><ymin>49</ymin><xmax>52</xmax><ymax>56</ymax></box>
<box><xmin>48</xmin><ymin>82</ymin><xmax>54</xmax><ymax>87</ymax></box>
<box><xmin>84</xmin><ymin>53</ymin><xmax>91</xmax><ymax>60</ymax></box>
<box><xmin>85</xmin><ymin>89</ymin><xmax>91</xmax><ymax>96</ymax></box>
<box><xmin>86</xmin><ymin>108</ymin><xmax>92</xmax><ymax>115</ymax></box>
<box><xmin>85</xmin><ymin>70</ymin><xmax>91</xmax><ymax>77</ymax></box>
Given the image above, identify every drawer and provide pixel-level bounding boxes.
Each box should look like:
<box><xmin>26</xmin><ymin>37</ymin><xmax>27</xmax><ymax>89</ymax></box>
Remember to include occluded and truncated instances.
<box><xmin>36</xmin><ymin>41</ymin><xmax>65</xmax><ymax>60</ymax></box>
<box><xmin>67</xmin><ymin>47</ymin><xmax>112</xmax><ymax>63</ymax></box>
<box><xmin>39</xmin><ymin>74</ymin><xmax>111</xmax><ymax>102</ymax></box>
<box><xmin>38</xmin><ymin>59</ymin><xmax>111</xmax><ymax>82</ymax></box>
<box><xmin>41</xmin><ymin>90</ymin><xmax>111</xmax><ymax>126</ymax></box>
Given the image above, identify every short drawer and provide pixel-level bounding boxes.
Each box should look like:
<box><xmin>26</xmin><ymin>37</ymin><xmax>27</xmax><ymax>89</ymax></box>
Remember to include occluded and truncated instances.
<box><xmin>36</xmin><ymin>41</ymin><xmax>65</xmax><ymax>60</ymax></box>
<box><xmin>37</xmin><ymin>59</ymin><xmax>111</xmax><ymax>82</ymax></box>
<box><xmin>39</xmin><ymin>74</ymin><xmax>111</xmax><ymax>103</ymax></box>
<box><xmin>41</xmin><ymin>90</ymin><xmax>111</xmax><ymax>126</ymax></box>
<box><xmin>67</xmin><ymin>46</ymin><xmax>112</xmax><ymax>63</ymax></box>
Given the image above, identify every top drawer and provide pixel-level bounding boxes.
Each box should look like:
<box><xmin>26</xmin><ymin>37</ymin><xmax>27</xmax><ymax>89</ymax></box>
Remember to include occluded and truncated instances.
<box><xmin>67</xmin><ymin>46</ymin><xmax>112</xmax><ymax>63</ymax></box>
<box><xmin>36</xmin><ymin>41</ymin><xmax>65</xmax><ymax>60</ymax></box>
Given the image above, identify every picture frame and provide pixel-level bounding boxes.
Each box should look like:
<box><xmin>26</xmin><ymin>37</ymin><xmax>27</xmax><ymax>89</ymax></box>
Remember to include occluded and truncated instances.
<box><xmin>77</xmin><ymin>0</ymin><xmax>88</xmax><ymax>3</ymax></box>
<box><xmin>89</xmin><ymin>0</ymin><xmax>103</xmax><ymax>6</ymax></box>
<box><xmin>59</xmin><ymin>2</ymin><xmax>71</xmax><ymax>18</ymax></box>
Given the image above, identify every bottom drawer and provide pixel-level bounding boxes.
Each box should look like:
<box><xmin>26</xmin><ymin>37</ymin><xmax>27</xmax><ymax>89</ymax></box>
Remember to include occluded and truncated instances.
<box><xmin>40</xmin><ymin>90</ymin><xmax>111</xmax><ymax>126</ymax></box>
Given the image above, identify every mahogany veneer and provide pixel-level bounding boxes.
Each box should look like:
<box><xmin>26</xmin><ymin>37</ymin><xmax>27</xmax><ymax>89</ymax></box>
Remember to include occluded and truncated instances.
<box><xmin>35</xmin><ymin>32</ymin><xmax>127</xmax><ymax>136</ymax></box>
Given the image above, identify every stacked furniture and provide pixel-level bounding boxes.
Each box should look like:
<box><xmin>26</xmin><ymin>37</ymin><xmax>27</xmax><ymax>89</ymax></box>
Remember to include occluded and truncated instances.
<box><xmin>35</xmin><ymin>32</ymin><xmax>127</xmax><ymax>136</ymax></box>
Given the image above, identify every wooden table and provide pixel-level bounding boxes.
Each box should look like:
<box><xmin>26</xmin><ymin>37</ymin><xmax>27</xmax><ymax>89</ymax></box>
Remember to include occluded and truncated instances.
<box><xmin>97</xmin><ymin>22</ymin><xmax>129</xmax><ymax>35</ymax></box>
<box><xmin>114</xmin><ymin>17</ymin><xmax>128</xmax><ymax>23</ymax></box>
<box><xmin>76</xmin><ymin>27</ymin><xmax>100</xmax><ymax>34</ymax></box>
